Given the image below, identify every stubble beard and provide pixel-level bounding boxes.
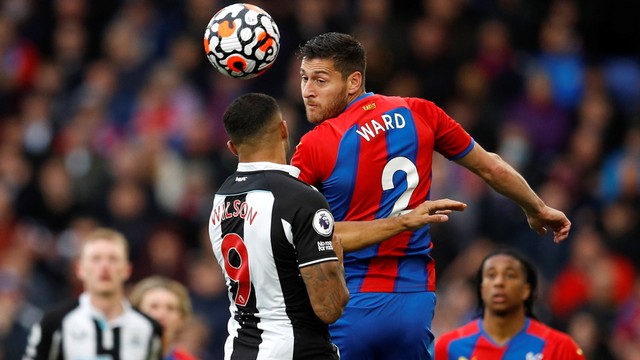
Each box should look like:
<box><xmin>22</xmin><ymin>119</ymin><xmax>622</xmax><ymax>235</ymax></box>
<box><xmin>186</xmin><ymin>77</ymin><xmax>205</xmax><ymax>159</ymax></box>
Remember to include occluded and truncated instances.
<box><xmin>306</xmin><ymin>92</ymin><xmax>349</xmax><ymax>124</ymax></box>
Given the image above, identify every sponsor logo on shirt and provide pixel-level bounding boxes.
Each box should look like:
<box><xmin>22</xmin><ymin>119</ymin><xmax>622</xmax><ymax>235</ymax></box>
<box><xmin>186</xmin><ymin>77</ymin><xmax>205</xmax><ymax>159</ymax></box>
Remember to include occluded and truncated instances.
<box><xmin>312</xmin><ymin>209</ymin><xmax>334</xmax><ymax>236</ymax></box>
<box><xmin>70</xmin><ymin>329</ymin><xmax>88</xmax><ymax>340</ymax></box>
<box><xmin>317</xmin><ymin>240</ymin><xmax>334</xmax><ymax>252</ymax></box>
<box><xmin>235</xmin><ymin>176</ymin><xmax>247</xmax><ymax>182</ymax></box>
<box><xmin>130</xmin><ymin>333</ymin><xmax>143</xmax><ymax>347</ymax></box>
<box><xmin>362</xmin><ymin>102</ymin><xmax>376</xmax><ymax>111</ymax></box>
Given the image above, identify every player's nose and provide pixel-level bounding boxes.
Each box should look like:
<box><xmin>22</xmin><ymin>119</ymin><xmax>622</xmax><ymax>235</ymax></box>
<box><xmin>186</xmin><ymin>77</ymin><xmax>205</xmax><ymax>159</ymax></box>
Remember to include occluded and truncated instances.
<box><xmin>301</xmin><ymin>82</ymin><xmax>315</xmax><ymax>98</ymax></box>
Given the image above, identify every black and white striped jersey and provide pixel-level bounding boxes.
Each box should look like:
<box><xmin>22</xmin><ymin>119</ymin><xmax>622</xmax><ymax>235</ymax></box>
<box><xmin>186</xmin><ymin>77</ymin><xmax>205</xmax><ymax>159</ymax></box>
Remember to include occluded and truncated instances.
<box><xmin>23</xmin><ymin>293</ymin><xmax>163</xmax><ymax>360</ymax></box>
<box><xmin>208</xmin><ymin>162</ymin><xmax>340</xmax><ymax>360</ymax></box>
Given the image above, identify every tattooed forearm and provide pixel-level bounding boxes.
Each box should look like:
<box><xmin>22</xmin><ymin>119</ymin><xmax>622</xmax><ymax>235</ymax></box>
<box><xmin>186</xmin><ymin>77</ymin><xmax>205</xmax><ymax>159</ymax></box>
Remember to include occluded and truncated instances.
<box><xmin>300</xmin><ymin>261</ymin><xmax>349</xmax><ymax>323</ymax></box>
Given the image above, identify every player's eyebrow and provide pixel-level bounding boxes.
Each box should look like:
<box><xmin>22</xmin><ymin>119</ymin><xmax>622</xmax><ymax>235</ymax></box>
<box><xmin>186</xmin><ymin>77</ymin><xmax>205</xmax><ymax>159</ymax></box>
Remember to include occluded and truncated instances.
<box><xmin>303</xmin><ymin>69</ymin><xmax>331</xmax><ymax>77</ymax></box>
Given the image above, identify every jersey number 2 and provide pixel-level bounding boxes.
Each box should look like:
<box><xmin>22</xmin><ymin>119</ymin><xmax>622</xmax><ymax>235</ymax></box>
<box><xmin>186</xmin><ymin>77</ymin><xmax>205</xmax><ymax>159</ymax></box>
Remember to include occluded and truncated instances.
<box><xmin>382</xmin><ymin>157</ymin><xmax>419</xmax><ymax>216</ymax></box>
<box><xmin>221</xmin><ymin>233</ymin><xmax>251</xmax><ymax>306</ymax></box>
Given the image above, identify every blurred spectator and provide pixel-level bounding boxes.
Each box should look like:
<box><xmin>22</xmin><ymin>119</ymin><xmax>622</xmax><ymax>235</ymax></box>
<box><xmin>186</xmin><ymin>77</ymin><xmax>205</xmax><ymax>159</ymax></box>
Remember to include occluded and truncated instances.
<box><xmin>404</xmin><ymin>15</ymin><xmax>458</xmax><ymax>104</ymax></box>
<box><xmin>603</xmin><ymin>58</ymin><xmax>640</xmax><ymax>116</ymax></box>
<box><xmin>18</xmin><ymin>92</ymin><xmax>54</xmax><ymax>162</ymax></box>
<box><xmin>503</xmin><ymin>69</ymin><xmax>571</xmax><ymax>179</ymax></box>
<box><xmin>0</xmin><ymin>268</ymin><xmax>42</xmax><ymax>360</ymax></box>
<box><xmin>130</xmin><ymin>275</ymin><xmax>199</xmax><ymax>360</ymax></box>
<box><xmin>101</xmin><ymin>18</ymin><xmax>152</xmax><ymax>129</ymax></box>
<box><xmin>132</xmin><ymin>223</ymin><xmax>189</xmax><ymax>284</ymax></box>
<box><xmin>131</xmin><ymin>62</ymin><xmax>203</xmax><ymax>146</ymax></box>
<box><xmin>548</xmin><ymin>227</ymin><xmax>636</xmax><ymax>323</ymax></box>
<box><xmin>102</xmin><ymin>178</ymin><xmax>156</xmax><ymax>261</ymax></box>
<box><xmin>16</xmin><ymin>157</ymin><xmax>78</xmax><ymax>233</ymax></box>
<box><xmin>599</xmin><ymin>123</ymin><xmax>640</xmax><ymax>204</ymax></box>
<box><xmin>474</xmin><ymin>18</ymin><xmax>520</xmax><ymax>104</ymax></box>
<box><xmin>449</xmin><ymin>61</ymin><xmax>504</xmax><ymax>151</ymax></box>
<box><xmin>0</xmin><ymin>181</ymin><xmax>19</xmax><ymax>257</ymax></box>
<box><xmin>566</xmin><ymin>308</ymin><xmax>615</xmax><ymax>360</ymax></box>
<box><xmin>52</xmin><ymin>20</ymin><xmax>88</xmax><ymax>89</ymax></box>
<box><xmin>186</xmin><ymin>250</ymin><xmax>228</xmax><ymax>360</ymax></box>
<box><xmin>0</xmin><ymin>15</ymin><xmax>39</xmax><ymax>115</ymax></box>
<box><xmin>612</xmin><ymin>278</ymin><xmax>640</xmax><ymax>360</ymax></box>
<box><xmin>534</xmin><ymin>1</ymin><xmax>585</xmax><ymax>110</ymax></box>
<box><xmin>600</xmin><ymin>199</ymin><xmax>640</xmax><ymax>269</ymax></box>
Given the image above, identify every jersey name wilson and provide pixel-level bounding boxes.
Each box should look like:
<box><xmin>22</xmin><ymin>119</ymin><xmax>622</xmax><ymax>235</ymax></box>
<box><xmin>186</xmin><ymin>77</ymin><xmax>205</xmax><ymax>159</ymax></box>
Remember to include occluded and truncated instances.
<box><xmin>211</xmin><ymin>199</ymin><xmax>258</xmax><ymax>226</ymax></box>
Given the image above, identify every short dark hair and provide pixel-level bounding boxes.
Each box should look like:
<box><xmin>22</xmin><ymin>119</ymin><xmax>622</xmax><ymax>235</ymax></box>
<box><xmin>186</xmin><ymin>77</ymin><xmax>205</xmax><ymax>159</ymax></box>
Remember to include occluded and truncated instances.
<box><xmin>475</xmin><ymin>248</ymin><xmax>538</xmax><ymax>318</ymax></box>
<box><xmin>298</xmin><ymin>32</ymin><xmax>366</xmax><ymax>80</ymax></box>
<box><xmin>223</xmin><ymin>93</ymin><xmax>280</xmax><ymax>145</ymax></box>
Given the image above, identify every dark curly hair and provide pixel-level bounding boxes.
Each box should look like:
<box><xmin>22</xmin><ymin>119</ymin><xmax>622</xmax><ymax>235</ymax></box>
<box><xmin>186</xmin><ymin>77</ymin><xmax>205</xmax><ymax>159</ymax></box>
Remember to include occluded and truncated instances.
<box><xmin>474</xmin><ymin>248</ymin><xmax>538</xmax><ymax>319</ymax></box>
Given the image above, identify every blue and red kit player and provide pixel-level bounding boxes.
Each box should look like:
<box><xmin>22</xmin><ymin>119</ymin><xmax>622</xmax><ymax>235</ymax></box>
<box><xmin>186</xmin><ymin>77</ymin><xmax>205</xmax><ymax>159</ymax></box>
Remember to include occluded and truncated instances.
<box><xmin>435</xmin><ymin>249</ymin><xmax>584</xmax><ymax>360</ymax></box>
<box><xmin>292</xmin><ymin>32</ymin><xmax>571</xmax><ymax>360</ymax></box>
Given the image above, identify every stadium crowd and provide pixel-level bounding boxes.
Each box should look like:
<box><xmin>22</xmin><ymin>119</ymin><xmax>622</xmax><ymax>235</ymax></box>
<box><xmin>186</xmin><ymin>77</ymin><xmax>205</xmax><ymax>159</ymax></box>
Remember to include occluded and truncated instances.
<box><xmin>0</xmin><ymin>0</ymin><xmax>639</xmax><ymax>359</ymax></box>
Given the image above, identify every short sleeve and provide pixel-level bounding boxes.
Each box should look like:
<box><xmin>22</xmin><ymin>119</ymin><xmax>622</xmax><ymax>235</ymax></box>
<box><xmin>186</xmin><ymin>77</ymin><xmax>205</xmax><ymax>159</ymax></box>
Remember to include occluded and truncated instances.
<box><xmin>407</xmin><ymin>98</ymin><xmax>474</xmax><ymax>159</ymax></box>
<box><xmin>291</xmin><ymin>189</ymin><xmax>338</xmax><ymax>268</ymax></box>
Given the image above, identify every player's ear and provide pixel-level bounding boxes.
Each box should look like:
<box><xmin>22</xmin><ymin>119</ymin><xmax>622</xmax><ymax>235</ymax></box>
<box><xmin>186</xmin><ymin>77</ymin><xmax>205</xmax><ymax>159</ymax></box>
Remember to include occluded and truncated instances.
<box><xmin>75</xmin><ymin>259</ymin><xmax>84</xmax><ymax>281</ymax></box>
<box><xmin>522</xmin><ymin>283</ymin><xmax>531</xmax><ymax>302</ymax></box>
<box><xmin>280</xmin><ymin>120</ymin><xmax>289</xmax><ymax>140</ymax></box>
<box><xmin>347</xmin><ymin>71</ymin><xmax>362</xmax><ymax>95</ymax></box>
<box><xmin>227</xmin><ymin>140</ymin><xmax>238</xmax><ymax>156</ymax></box>
<box><xmin>123</xmin><ymin>261</ymin><xmax>132</xmax><ymax>282</ymax></box>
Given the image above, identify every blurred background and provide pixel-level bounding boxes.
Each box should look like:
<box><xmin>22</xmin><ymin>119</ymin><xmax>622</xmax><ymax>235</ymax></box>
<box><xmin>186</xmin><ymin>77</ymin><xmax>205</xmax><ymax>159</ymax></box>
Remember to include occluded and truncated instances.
<box><xmin>0</xmin><ymin>0</ymin><xmax>639</xmax><ymax>359</ymax></box>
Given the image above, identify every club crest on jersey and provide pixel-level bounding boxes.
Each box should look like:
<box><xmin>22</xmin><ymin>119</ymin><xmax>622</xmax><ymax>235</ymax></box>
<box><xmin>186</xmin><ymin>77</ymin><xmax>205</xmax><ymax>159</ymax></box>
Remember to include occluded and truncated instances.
<box><xmin>312</xmin><ymin>209</ymin><xmax>333</xmax><ymax>236</ymax></box>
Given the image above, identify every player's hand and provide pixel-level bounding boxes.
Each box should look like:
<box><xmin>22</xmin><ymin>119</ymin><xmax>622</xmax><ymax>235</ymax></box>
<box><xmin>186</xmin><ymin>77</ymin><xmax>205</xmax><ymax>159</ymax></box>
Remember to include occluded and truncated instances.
<box><xmin>526</xmin><ymin>206</ymin><xmax>571</xmax><ymax>243</ymax></box>
<box><xmin>399</xmin><ymin>199</ymin><xmax>467</xmax><ymax>231</ymax></box>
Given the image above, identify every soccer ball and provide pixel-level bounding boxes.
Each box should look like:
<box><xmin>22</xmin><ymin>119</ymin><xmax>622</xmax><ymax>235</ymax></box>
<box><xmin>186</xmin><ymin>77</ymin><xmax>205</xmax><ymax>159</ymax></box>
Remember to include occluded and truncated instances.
<box><xmin>203</xmin><ymin>3</ymin><xmax>280</xmax><ymax>79</ymax></box>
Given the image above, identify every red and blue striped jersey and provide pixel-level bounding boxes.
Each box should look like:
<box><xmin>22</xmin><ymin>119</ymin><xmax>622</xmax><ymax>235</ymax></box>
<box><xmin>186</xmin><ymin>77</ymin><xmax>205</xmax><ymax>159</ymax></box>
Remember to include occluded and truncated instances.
<box><xmin>435</xmin><ymin>318</ymin><xmax>585</xmax><ymax>360</ymax></box>
<box><xmin>291</xmin><ymin>93</ymin><xmax>473</xmax><ymax>293</ymax></box>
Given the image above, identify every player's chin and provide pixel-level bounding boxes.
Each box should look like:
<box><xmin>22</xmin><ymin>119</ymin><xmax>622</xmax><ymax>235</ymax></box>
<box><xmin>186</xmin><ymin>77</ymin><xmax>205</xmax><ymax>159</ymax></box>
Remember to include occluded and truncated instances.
<box><xmin>305</xmin><ymin>110</ymin><xmax>325</xmax><ymax>124</ymax></box>
<box><xmin>487</xmin><ymin>305</ymin><xmax>514</xmax><ymax>317</ymax></box>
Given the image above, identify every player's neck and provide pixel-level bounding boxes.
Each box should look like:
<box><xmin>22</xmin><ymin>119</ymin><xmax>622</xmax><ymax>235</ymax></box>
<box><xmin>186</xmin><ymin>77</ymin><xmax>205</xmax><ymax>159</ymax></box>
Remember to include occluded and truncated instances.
<box><xmin>90</xmin><ymin>292</ymin><xmax>125</xmax><ymax>321</ymax></box>
<box><xmin>237</xmin><ymin>147</ymin><xmax>287</xmax><ymax>165</ymax></box>
<box><xmin>347</xmin><ymin>88</ymin><xmax>366</xmax><ymax>105</ymax></box>
<box><xmin>482</xmin><ymin>311</ymin><xmax>527</xmax><ymax>346</ymax></box>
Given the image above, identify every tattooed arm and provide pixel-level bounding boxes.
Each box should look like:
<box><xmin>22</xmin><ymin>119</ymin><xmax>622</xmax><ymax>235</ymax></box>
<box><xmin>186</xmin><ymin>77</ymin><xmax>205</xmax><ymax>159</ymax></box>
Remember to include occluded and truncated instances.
<box><xmin>300</xmin><ymin>235</ymin><xmax>349</xmax><ymax>324</ymax></box>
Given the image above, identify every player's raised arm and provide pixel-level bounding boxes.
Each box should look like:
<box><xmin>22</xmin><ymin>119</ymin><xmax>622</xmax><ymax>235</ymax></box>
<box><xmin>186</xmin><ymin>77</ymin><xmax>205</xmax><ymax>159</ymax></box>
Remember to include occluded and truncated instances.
<box><xmin>454</xmin><ymin>143</ymin><xmax>571</xmax><ymax>243</ymax></box>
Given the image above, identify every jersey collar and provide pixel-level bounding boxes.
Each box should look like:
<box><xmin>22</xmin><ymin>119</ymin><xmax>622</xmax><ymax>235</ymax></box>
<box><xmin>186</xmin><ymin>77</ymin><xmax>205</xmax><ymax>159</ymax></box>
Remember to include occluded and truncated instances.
<box><xmin>79</xmin><ymin>292</ymin><xmax>133</xmax><ymax>325</ymax></box>
<box><xmin>478</xmin><ymin>317</ymin><xmax>531</xmax><ymax>346</ymax></box>
<box><xmin>345</xmin><ymin>92</ymin><xmax>374</xmax><ymax>110</ymax></box>
<box><xmin>238</xmin><ymin>162</ymin><xmax>301</xmax><ymax>178</ymax></box>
